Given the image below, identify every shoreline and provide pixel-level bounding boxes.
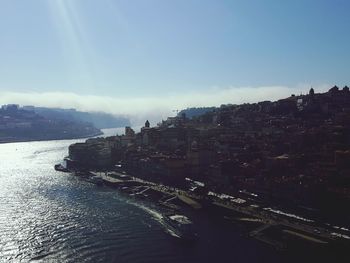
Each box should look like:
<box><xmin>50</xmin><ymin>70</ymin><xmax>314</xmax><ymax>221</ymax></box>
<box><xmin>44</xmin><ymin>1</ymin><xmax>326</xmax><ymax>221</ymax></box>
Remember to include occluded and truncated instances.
<box><xmin>59</xmin><ymin>168</ymin><xmax>350</xmax><ymax>251</ymax></box>
<box><xmin>0</xmin><ymin>131</ymin><xmax>104</xmax><ymax>145</ymax></box>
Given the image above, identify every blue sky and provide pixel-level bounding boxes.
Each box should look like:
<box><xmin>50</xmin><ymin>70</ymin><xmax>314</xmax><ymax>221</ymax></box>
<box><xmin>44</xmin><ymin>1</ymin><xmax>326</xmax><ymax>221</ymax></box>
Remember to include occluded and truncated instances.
<box><xmin>0</xmin><ymin>0</ymin><xmax>349</xmax><ymax>122</ymax></box>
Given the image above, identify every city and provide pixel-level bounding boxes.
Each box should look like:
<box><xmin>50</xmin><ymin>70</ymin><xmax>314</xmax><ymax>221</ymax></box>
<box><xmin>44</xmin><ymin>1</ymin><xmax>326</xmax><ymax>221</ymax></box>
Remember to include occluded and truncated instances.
<box><xmin>1</xmin><ymin>1</ymin><xmax>350</xmax><ymax>262</ymax></box>
<box><xmin>61</xmin><ymin>86</ymin><xmax>350</xmax><ymax>253</ymax></box>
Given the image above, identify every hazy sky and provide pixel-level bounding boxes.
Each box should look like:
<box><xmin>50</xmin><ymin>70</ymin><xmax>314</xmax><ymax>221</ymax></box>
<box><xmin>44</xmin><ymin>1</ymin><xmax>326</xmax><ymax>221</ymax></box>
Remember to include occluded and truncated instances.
<box><xmin>0</xmin><ymin>0</ymin><xmax>349</xmax><ymax>123</ymax></box>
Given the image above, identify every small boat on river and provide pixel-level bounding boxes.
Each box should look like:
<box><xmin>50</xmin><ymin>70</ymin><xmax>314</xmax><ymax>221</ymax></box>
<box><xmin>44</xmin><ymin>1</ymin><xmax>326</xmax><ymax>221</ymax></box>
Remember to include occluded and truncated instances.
<box><xmin>163</xmin><ymin>213</ymin><xmax>196</xmax><ymax>240</ymax></box>
<box><xmin>86</xmin><ymin>175</ymin><xmax>104</xmax><ymax>186</ymax></box>
<box><xmin>54</xmin><ymin>164</ymin><xmax>69</xmax><ymax>172</ymax></box>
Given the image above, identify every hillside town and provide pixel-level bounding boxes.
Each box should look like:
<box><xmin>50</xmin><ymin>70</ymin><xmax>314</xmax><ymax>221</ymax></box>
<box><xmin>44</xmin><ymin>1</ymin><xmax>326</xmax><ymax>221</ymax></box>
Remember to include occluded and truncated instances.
<box><xmin>0</xmin><ymin>104</ymin><xmax>102</xmax><ymax>142</ymax></box>
<box><xmin>66</xmin><ymin>86</ymin><xmax>350</xmax><ymax>219</ymax></box>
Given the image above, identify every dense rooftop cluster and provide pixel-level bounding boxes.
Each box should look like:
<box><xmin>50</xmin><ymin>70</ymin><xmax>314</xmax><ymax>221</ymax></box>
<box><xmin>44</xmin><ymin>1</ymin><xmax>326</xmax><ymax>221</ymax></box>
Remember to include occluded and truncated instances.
<box><xmin>68</xmin><ymin>86</ymin><xmax>350</xmax><ymax>214</ymax></box>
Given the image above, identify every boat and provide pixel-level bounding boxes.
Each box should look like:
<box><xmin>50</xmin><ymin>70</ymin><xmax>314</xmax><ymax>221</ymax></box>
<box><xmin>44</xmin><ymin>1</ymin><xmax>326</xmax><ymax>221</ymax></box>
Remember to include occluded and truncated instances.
<box><xmin>86</xmin><ymin>175</ymin><xmax>104</xmax><ymax>186</ymax></box>
<box><xmin>54</xmin><ymin>164</ymin><xmax>69</xmax><ymax>172</ymax></box>
<box><xmin>159</xmin><ymin>201</ymin><xmax>181</xmax><ymax>211</ymax></box>
<box><xmin>163</xmin><ymin>213</ymin><xmax>196</xmax><ymax>240</ymax></box>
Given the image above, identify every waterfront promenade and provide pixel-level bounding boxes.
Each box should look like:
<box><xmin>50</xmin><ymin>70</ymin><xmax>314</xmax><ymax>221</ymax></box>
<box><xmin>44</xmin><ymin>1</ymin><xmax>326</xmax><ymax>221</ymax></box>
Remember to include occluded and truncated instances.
<box><xmin>90</xmin><ymin>170</ymin><xmax>343</xmax><ymax>248</ymax></box>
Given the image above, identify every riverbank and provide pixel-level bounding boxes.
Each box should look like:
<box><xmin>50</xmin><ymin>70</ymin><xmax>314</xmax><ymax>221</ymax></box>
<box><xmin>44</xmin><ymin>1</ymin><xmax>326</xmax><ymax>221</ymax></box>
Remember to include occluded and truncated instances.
<box><xmin>0</xmin><ymin>131</ymin><xmax>103</xmax><ymax>144</ymax></box>
<box><xmin>5</xmin><ymin>138</ymin><xmax>343</xmax><ymax>263</ymax></box>
<box><xmin>58</xmin><ymin>168</ymin><xmax>350</xmax><ymax>252</ymax></box>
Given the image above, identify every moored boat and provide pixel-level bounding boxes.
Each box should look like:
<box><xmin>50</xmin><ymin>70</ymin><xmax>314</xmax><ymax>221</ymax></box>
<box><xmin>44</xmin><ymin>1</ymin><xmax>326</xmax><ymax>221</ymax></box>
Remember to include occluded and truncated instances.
<box><xmin>54</xmin><ymin>163</ymin><xmax>69</xmax><ymax>172</ymax></box>
<box><xmin>86</xmin><ymin>175</ymin><xmax>104</xmax><ymax>186</ymax></box>
<box><xmin>163</xmin><ymin>213</ymin><xmax>196</xmax><ymax>240</ymax></box>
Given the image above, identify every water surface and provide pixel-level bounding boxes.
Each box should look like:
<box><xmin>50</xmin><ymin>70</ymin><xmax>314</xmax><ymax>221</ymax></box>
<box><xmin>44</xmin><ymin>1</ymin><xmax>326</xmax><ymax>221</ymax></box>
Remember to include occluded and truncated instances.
<box><xmin>0</xmin><ymin>133</ymin><xmax>282</xmax><ymax>262</ymax></box>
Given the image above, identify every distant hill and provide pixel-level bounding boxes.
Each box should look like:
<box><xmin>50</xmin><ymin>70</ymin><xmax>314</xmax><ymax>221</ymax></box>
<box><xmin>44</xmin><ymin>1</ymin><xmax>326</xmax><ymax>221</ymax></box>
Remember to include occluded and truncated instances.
<box><xmin>178</xmin><ymin>107</ymin><xmax>216</xmax><ymax>119</ymax></box>
<box><xmin>0</xmin><ymin>104</ymin><xmax>102</xmax><ymax>143</ymax></box>
<box><xmin>22</xmin><ymin>106</ymin><xmax>130</xmax><ymax>129</ymax></box>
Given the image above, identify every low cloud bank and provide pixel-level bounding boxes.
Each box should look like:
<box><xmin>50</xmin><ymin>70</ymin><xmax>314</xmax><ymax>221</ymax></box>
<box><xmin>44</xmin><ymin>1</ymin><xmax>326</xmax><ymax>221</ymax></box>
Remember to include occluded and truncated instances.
<box><xmin>0</xmin><ymin>85</ymin><xmax>329</xmax><ymax>125</ymax></box>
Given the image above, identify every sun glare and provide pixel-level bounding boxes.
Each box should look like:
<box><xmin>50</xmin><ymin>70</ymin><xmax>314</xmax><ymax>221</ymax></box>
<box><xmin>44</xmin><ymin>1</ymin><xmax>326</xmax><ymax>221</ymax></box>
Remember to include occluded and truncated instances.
<box><xmin>46</xmin><ymin>0</ymin><xmax>95</xmax><ymax>90</ymax></box>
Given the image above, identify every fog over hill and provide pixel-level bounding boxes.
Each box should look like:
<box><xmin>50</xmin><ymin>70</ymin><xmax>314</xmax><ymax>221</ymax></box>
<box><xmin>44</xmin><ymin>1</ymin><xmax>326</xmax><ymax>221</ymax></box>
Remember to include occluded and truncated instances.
<box><xmin>0</xmin><ymin>85</ymin><xmax>332</xmax><ymax>126</ymax></box>
<box><xmin>22</xmin><ymin>106</ymin><xmax>130</xmax><ymax>129</ymax></box>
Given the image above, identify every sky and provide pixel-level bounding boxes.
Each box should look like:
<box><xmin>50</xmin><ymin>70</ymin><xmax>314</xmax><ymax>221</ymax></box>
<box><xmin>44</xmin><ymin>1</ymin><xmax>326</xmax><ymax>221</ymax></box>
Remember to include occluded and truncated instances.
<box><xmin>0</xmin><ymin>0</ymin><xmax>349</xmax><ymax>124</ymax></box>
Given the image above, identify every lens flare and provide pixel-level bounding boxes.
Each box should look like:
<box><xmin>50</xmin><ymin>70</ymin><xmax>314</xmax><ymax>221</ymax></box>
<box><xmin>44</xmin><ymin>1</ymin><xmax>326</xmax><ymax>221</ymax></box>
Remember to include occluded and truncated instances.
<box><xmin>46</xmin><ymin>0</ymin><xmax>95</xmax><ymax>91</ymax></box>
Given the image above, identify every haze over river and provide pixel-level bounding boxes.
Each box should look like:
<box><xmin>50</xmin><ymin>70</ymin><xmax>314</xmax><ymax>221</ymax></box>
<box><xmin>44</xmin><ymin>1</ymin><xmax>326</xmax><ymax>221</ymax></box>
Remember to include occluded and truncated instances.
<box><xmin>0</xmin><ymin>129</ymin><xmax>319</xmax><ymax>262</ymax></box>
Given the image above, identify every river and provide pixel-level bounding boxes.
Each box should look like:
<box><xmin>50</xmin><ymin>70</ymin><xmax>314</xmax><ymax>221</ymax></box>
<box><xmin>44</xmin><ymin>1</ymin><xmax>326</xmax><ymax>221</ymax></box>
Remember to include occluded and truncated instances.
<box><xmin>0</xmin><ymin>129</ymin><xmax>296</xmax><ymax>262</ymax></box>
